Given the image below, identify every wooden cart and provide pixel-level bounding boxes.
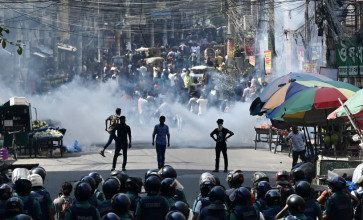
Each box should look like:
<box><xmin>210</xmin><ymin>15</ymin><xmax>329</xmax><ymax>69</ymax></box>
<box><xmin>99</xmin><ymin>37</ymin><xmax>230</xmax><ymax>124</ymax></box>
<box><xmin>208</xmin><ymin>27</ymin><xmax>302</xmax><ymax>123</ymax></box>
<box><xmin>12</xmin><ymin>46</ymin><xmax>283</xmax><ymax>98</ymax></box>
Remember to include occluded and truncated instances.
<box><xmin>254</xmin><ymin>127</ymin><xmax>286</xmax><ymax>153</ymax></box>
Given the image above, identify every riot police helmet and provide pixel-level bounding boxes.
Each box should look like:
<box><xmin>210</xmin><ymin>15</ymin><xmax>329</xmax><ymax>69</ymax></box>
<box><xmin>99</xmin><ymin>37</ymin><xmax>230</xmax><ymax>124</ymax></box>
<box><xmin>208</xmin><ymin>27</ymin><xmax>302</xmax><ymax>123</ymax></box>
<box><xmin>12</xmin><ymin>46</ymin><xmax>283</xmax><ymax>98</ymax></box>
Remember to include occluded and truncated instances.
<box><xmin>227</xmin><ymin>170</ymin><xmax>244</xmax><ymax>188</ymax></box>
<box><xmin>252</xmin><ymin>172</ymin><xmax>269</xmax><ymax>186</ymax></box>
<box><xmin>74</xmin><ymin>182</ymin><xmax>93</xmax><ymax>202</ymax></box>
<box><xmin>208</xmin><ymin>186</ymin><xmax>226</xmax><ymax>204</ymax></box>
<box><xmin>14</xmin><ymin>179</ymin><xmax>32</xmax><ymax>196</ymax></box>
<box><xmin>327</xmin><ymin>176</ymin><xmax>346</xmax><ymax>192</ymax></box>
<box><xmin>6</xmin><ymin>197</ymin><xmax>23</xmax><ymax>215</ymax></box>
<box><xmin>230</xmin><ymin>187</ymin><xmax>251</xmax><ymax>206</ymax></box>
<box><xmin>256</xmin><ymin>181</ymin><xmax>271</xmax><ymax>197</ymax></box>
<box><xmin>295</xmin><ymin>181</ymin><xmax>311</xmax><ymax>198</ymax></box>
<box><xmin>292</xmin><ymin>168</ymin><xmax>306</xmax><ymax>183</ymax></box>
<box><xmin>265</xmin><ymin>189</ymin><xmax>281</xmax><ymax>207</ymax></box>
<box><xmin>14</xmin><ymin>214</ymin><xmax>33</xmax><ymax>220</ymax></box>
<box><xmin>89</xmin><ymin>172</ymin><xmax>103</xmax><ymax>187</ymax></box>
<box><xmin>30</xmin><ymin>166</ymin><xmax>46</xmax><ymax>181</ymax></box>
<box><xmin>159</xmin><ymin>165</ymin><xmax>177</xmax><ymax>179</ymax></box>
<box><xmin>199</xmin><ymin>172</ymin><xmax>217</xmax><ymax>186</ymax></box>
<box><xmin>144</xmin><ymin>169</ymin><xmax>160</xmax><ymax>180</ymax></box>
<box><xmin>111</xmin><ymin>193</ymin><xmax>131</xmax><ymax>214</ymax></box>
<box><xmin>160</xmin><ymin>178</ymin><xmax>176</xmax><ymax>197</ymax></box>
<box><xmin>276</xmin><ymin>170</ymin><xmax>291</xmax><ymax>185</ymax></box>
<box><xmin>145</xmin><ymin>175</ymin><xmax>161</xmax><ymax>194</ymax></box>
<box><xmin>29</xmin><ymin>173</ymin><xmax>43</xmax><ymax>187</ymax></box>
<box><xmin>125</xmin><ymin>177</ymin><xmax>143</xmax><ymax>194</ymax></box>
<box><xmin>286</xmin><ymin>194</ymin><xmax>305</xmax><ymax>215</ymax></box>
<box><xmin>80</xmin><ymin>175</ymin><xmax>97</xmax><ymax>192</ymax></box>
<box><xmin>111</xmin><ymin>170</ymin><xmax>129</xmax><ymax>192</ymax></box>
<box><xmin>0</xmin><ymin>183</ymin><xmax>13</xmax><ymax>201</ymax></box>
<box><xmin>170</xmin><ymin>201</ymin><xmax>190</xmax><ymax>219</ymax></box>
<box><xmin>102</xmin><ymin>212</ymin><xmax>121</xmax><ymax>220</ymax></box>
<box><xmin>102</xmin><ymin>177</ymin><xmax>121</xmax><ymax>200</ymax></box>
<box><xmin>165</xmin><ymin>211</ymin><xmax>187</xmax><ymax>220</ymax></box>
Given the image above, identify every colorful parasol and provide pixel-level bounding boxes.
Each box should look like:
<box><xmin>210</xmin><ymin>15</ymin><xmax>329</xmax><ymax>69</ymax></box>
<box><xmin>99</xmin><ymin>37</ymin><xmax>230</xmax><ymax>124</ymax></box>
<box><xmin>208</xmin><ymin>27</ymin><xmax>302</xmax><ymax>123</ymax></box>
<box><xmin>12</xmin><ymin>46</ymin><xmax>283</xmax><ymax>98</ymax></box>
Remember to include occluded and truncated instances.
<box><xmin>263</xmin><ymin>80</ymin><xmax>359</xmax><ymax>111</ymax></box>
<box><xmin>267</xmin><ymin>87</ymin><xmax>355</xmax><ymax>125</ymax></box>
<box><xmin>328</xmin><ymin>89</ymin><xmax>363</xmax><ymax>119</ymax></box>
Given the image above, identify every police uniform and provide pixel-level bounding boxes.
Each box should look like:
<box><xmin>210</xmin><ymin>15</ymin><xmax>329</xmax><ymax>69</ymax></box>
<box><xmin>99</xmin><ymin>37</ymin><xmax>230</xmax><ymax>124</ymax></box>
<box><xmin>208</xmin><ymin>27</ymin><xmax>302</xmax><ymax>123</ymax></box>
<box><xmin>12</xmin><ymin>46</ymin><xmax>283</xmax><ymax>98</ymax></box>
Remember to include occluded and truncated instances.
<box><xmin>135</xmin><ymin>194</ymin><xmax>169</xmax><ymax>220</ymax></box>
<box><xmin>262</xmin><ymin>205</ymin><xmax>282</xmax><ymax>220</ymax></box>
<box><xmin>230</xmin><ymin>204</ymin><xmax>261</xmax><ymax>220</ymax></box>
<box><xmin>97</xmin><ymin>199</ymin><xmax>113</xmax><ymax>217</ymax></box>
<box><xmin>125</xmin><ymin>191</ymin><xmax>140</xmax><ymax>213</ymax></box>
<box><xmin>325</xmin><ymin>191</ymin><xmax>353</xmax><ymax>220</ymax></box>
<box><xmin>254</xmin><ymin>198</ymin><xmax>268</xmax><ymax>213</ymax></box>
<box><xmin>94</xmin><ymin>189</ymin><xmax>105</xmax><ymax>202</ymax></box>
<box><xmin>303</xmin><ymin>199</ymin><xmax>321</xmax><ymax>220</ymax></box>
<box><xmin>64</xmin><ymin>201</ymin><xmax>101</xmax><ymax>220</ymax></box>
<box><xmin>17</xmin><ymin>195</ymin><xmax>42</xmax><ymax>220</ymax></box>
<box><xmin>31</xmin><ymin>186</ymin><xmax>54</xmax><ymax>220</ymax></box>
<box><xmin>199</xmin><ymin>203</ymin><xmax>229</xmax><ymax>220</ymax></box>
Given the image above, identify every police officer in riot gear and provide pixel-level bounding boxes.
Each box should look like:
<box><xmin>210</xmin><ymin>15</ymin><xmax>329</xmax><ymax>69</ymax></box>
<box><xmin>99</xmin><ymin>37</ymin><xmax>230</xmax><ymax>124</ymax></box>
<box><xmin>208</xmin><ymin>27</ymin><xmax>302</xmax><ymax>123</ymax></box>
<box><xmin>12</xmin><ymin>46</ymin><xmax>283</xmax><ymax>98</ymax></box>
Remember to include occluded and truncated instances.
<box><xmin>159</xmin><ymin>165</ymin><xmax>187</xmax><ymax>203</ymax></box>
<box><xmin>111</xmin><ymin>193</ymin><xmax>133</xmax><ymax>219</ymax></box>
<box><xmin>166</xmin><ymin>211</ymin><xmax>187</xmax><ymax>220</ymax></box>
<box><xmin>229</xmin><ymin>187</ymin><xmax>263</xmax><ymax>220</ymax></box>
<box><xmin>0</xmin><ymin>183</ymin><xmax>13</xmax><ymax>218</ymax></box>
<box><xmin>275</xmin><ymin>170</ymin><xmax>295</xmax><ymax>207</ymax></box>
<box><xmin>30</xmin><ymin>167</ymin><xmax>47</xmax><ymax>182</ymax></box>
<box><xmin>276</xmin><ymin>194</ymin><xmax>307</xmax><ymax>220</ymax></box>
<box><xmin>226</xmin><ymin>170</ymin><xmax>244</xmax><ymax>209</ymax></box>
<box><xmin>324</xmin><ymin>177</ymin><xmax>353</xmax><ymax>220</ymax></box>
<box><xmin>295</xmin><ymin>181</ymin><xmax>322</xmax><ymax>220</ymax></box>
<box><xmin>161</xmin><ymin>178</ymin><xmax>177</xmax><ymax>207</ymax></box>
<box><xmin>192</xmin><ymin>172</ymin><xmax>217</xmax><ymax>220</ymax></box>
<box><xmin>64</xmin><ymin>182</ymin><xmax>101</xmax><ymax>220</ymax></box>
<box><xmin>111</xmin><ymin>171</ymin><xmax>129</xmax><ymax>193</ymax></box>
<box><xmin>14</xmin><ymin>178</ymin><xmax>42</xmax><ymax>220</ymax></box>
<box><xmin>135</xmin><ymin>175</ymin><xmax>169</xmax><ymax>220</ymax></box>
<box><xmin>29</xmin><ymin>174</ymin><xmax>55</xmax><ymax>220</ymax></box>
<box><xmin>89</xmin><ymin>172</ymin><xmax>105</xmax><ymax>201</ymax></box>
<box><xmin>170</xmin><ymin>201</ymin><xmax>190</xmax><ymax>219</ymax></box>
<box><xmin>98</xmin><ymin>177</ymin><xmax>121</xmax><ymax>217</ymax></box>
<box><xmin>125</xmin><ymin>177</ymin><xmax>142</xmax><ymax>213</ymax></box>
<box><xmin>262</xmin><ymin>189</ymin><xmax>282</xmax><ymax>220</ymax></box>
<box><xmin>80</xmin><ymin>175</ymin><xmax>100</xmax><ymax>207</ymax></box>
<box><xmin>252</xmin><ymin>172</ymin><xmax>270</xmax><ymax>187</ymax></box>
<box><xmin>198</xmin><ymin>186</ymin><xmax>228</xmax><ymax>220</ymax></box>
<box><xmin>253</xmin><ymin>180</ymin><xmax>271</xmax><ymax>213</ymax></box>
<box><xmin>5</xmin><ymin>197</ymin><xmax>23</xmax><ymax>219</ymax></box>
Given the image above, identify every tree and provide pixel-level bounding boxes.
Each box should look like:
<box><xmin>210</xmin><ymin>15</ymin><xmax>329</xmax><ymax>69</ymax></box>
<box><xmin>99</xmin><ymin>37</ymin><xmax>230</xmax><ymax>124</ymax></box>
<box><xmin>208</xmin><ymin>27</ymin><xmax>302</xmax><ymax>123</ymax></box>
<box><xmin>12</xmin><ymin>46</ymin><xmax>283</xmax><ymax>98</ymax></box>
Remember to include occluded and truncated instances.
<box><xmin>0</xmin><ymin>26</ymin><xmax>23</xmax><ymax>55</ymax></box>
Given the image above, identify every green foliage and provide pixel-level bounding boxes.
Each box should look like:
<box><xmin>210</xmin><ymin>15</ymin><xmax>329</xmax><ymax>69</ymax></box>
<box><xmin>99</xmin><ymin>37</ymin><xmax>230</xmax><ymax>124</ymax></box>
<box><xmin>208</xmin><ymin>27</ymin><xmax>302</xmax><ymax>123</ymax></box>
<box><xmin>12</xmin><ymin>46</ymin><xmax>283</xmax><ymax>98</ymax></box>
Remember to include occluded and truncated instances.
<box><xmin>0</xmin><ymin>26</ymin><xmax>23</xmax><ymax>55</ymax></box>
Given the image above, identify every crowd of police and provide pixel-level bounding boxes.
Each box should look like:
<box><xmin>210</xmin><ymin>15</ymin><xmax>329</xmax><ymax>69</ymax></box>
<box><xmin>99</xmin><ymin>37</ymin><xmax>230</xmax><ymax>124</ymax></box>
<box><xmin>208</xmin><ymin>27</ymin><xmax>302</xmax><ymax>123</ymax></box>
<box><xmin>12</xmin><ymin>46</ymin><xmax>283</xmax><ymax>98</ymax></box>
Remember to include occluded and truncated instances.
<box><xmin>0</xmin><ymin>162</ymin><xmax>360</xmax><ymax>220</ymax></box>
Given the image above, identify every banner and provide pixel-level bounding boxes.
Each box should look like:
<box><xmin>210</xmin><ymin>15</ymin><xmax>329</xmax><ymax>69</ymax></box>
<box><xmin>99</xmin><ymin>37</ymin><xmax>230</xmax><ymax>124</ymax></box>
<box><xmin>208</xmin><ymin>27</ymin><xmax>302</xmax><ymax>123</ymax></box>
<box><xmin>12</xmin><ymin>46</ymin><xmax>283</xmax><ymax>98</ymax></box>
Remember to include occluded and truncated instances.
<box><xmin>264</xmin><ymin>50</ymin><xmax>272</xmax><ymax>74</ymax></box>
<box><xmin>303</xmin><ymin>62</ymin><xmax>316</xmax><ymax>73</ymax></box>
<box><xmin>336</xmin><ymin>40</ymin><xmax>363</xmax><ymax>76</ymax></box>
<box><xmin>227</xmin><ymin>39</ymin><xmax>234</xmax><ymax>59</ymax></box>
<box><xmin>249</xmin><ymin>56</ymin><xmax>256</xmax><ymax>66</ymax></box>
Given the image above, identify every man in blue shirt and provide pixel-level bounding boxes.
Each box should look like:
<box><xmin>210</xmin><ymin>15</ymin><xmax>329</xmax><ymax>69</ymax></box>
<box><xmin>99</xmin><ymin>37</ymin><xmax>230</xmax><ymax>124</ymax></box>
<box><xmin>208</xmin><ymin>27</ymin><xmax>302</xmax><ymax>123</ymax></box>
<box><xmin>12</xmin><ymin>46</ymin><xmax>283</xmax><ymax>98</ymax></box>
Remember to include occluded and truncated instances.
<box><xmin>152</xmin><ymin>116</ymin><xmax>170</xmax><ymax>169</ymax></box>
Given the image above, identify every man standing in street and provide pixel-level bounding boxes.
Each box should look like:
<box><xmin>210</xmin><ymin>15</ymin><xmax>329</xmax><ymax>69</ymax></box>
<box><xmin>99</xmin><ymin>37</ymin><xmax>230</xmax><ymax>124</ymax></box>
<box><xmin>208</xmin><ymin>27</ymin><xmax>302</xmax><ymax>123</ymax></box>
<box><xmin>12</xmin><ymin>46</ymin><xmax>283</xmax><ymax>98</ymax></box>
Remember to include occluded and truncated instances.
<box><xmin>286</xmin><ymin>126</ymin><xmax>306</xmax><ymax>167</ymax></box>
<box><xmin>210</xmin><ymin>119</ymin><xmax>234</xmax><ymax>173</ymax></box>
<box><xmin>152</xmin><ymin>116</ymin><xmax>170</xmax><ymax>169</ymax></box>
<box><xmin>100</xmin><ymin>108</ymin><xmax>121</xmax><ymax>157</ymax></box>
<box><xmin>112</xmin><ymin>116</ymin><xmax>131</xmax><ymax>171</ymax></box>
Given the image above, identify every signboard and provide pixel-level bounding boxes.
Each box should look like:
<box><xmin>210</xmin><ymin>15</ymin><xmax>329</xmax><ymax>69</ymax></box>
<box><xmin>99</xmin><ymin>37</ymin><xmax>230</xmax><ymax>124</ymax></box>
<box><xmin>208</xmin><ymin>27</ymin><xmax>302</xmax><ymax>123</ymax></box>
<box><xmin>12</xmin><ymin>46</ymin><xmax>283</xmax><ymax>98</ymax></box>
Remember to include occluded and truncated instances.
<box><xmin>264</xmin><ymin>50</ymin><xmax>272</xmax><ymax>74</ymax></box>
<box><xmin>336</xmin><ymin>40</ymin><xmax>363</xmax><ymax>76</ymax></box>
<box><xmin>319</xmin><ymin>67</ymin><xmax>338</xmax><ymax>80</ymax></box>
<box><xmin>249</xmin><ymin>56</ymin><xmax>256</xmax><ymax>66</ymax></box>
<box><xmin>303</xmin><ymin>62</ymin><xmax>317</xmax><ymax>73</ymax></box>
<box><xmin>227</xmin><ymin>39</ymin><xmax>234</xmax><ymax>59</ymax></box>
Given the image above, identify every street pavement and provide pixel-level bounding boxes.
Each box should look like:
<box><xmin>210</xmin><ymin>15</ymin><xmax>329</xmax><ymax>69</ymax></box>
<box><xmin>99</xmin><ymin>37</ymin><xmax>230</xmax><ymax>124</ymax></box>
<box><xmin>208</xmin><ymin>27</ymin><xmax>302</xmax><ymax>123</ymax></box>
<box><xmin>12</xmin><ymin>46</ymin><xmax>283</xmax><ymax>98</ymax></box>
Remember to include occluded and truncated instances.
<box><xmin>14</xmin><ymin>145</ymin><xmax>291</xmax><ymax>205</ymax></box>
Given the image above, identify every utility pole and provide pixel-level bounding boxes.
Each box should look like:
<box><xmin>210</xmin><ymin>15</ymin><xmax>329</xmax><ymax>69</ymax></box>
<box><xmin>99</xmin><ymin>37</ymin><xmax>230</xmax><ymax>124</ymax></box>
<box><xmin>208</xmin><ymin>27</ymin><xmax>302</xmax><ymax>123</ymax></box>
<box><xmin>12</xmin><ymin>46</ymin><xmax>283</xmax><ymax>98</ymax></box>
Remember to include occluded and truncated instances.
<box><xmin>305</xmin><ymin>0</ymin><xmax>311</xmax><ymax>61</ymax></box>
<box><xmin>97</xmin><ymin>0</ymin><xmax>101</xmax><ymax>62</ymax></box>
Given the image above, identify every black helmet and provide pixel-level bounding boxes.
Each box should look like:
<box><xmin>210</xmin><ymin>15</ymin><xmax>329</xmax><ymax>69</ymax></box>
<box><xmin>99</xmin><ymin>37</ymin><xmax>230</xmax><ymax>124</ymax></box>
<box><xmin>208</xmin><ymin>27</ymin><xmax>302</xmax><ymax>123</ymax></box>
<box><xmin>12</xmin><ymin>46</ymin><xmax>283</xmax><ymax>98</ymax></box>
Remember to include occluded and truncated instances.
<box><xmin>208</xmin><ymin>186</ymin><xmax>226</xmax><ymax>204</ymax></box>
<box><xmin>159</xmin><ymin>165</ymin><xmax>177</xmax><ymax>179</ymax></box>
<box><xmin>230</xmin><ymin>187</ymin><xmax>251</xmax><ymax>206</ymax></box>
<box><xmin>111</xmin><ymin>171</ymin><xmax>129</xmax><ymax>192</ymax></box>
<box><xmin>252</xmin><ymin>172</ymin><xmax>269</xmax><ymax>186</ymax></box>
<box><xmin>145</xmin><ymin>169</ymin><xmax>160</xmax><ymax>180</ymax></box>
<box><xmin>14</xmin><ymin>214</ymin><xmax>33</xmax><ymax>220</ymax></box>
<box><xmin>256</xmin><ymin>181</ymin><xmax>271</xmax><ymax>198</ymax></box>
<box><xmin>165</xmin><ymin>211</ymin><xmax>186</xmax><ymax>220</ymax></box>
<box><xmin>265</xmin><ymin>189</ymin><xmax>281</xmax><ymax>206</ymax></box>
<box><xmin>89</xmin><ymin>172</ymin><xmax>103</xmax><ymax>186</ymax></box>
<box><xmin>14</xmin><ymin>179</ymin><xmax>32</xmax><ymax>196</ymax></box>
<box><xmin>30</xmin><ymin>166</ymin><xmax>46</xmax><ymax>181</ymax></box>
<box><xmin>125</xmin><ymin>177</ymin><xmax>143</xmax><ymax>194</ymax></box>
<box><xmin>6</xmin><ymin>197</ymin><xmax>23</xmax><ymax>214</ymax></box>
<box><xmin>327</xmin><ymin>176</ymin><xmax>346</xmax><ymax>192</ymax></box>
<box><xmin>145</xmin><ymin>175</ymin><xmax>161</xmax><ymax>194</ymax></box>
<box><xmin>286</xmin><ymin>194</ymin><xmax>305</xmax><ymax>215</ymax></box>
<box><xmin>102</xmin><ymin>177</ymin><xmax>121</xmax><ymax>200</ymax></box>
<box><xmin>276</xmin><ymin>170</ymin><xmax>291</xmax><ymax>185</ymax></box>
<box><xmin>160</xmin><ymin>178</ymin><xmax>176</xmax><ymax>197</ymax></box>
<box><xmin>292</xmin><ymin>168</ymin><xmax>306</xmax><ymax>183</ymax></box>
<box><xmin>227</xmin><ymin>170</ymin><xmax>244</xmax><ymax>188</ymax></box>
<box><xmin>81</xmin><ymin>176</ymin><xmax>97</xmax><ymax>192</ymax></box>
<box><xmin>295</xmin><ymin>181</ymin><xmax>311</xmax><ymax>198</ymax></box>
<box><xmin>102</xmin><ymin>212</ymin><xmax>121</xmax><ymax>220</ymax></box>
<box><xmin>111</xmin><ymin>193</ymin><xmax>131</xmax><ymax>214</ymax></box>
<box><xmin>170</xmin><ymin>201</ymin><xmax>190</xmax><ymax>219</ymax></box>
<box><xmin>199</xmin><ymin>172</ymin><xmax>217</xmax><ymax>186</ymax></box>
<box><xmin>0</xmin><ymin>183</ymin><xmax>13</xmax><ymax>200</ymax></box>
<box><xmin>74</xmin><ymin>182</ymin><xmax>93</xmax><ymax>202</ymax></box>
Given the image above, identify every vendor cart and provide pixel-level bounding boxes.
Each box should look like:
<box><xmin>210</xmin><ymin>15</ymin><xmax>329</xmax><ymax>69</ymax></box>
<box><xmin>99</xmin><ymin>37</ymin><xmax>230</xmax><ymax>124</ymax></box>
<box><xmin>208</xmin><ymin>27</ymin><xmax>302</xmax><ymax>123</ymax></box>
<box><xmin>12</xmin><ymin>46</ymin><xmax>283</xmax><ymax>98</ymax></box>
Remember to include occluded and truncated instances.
<box><xmin>29</xmin><ymin>126</ymin><xmax>66</xmax><ymax>158</ymax></box>
<box><xmin>254</xmin><ymin>126</ymin><xmax>288</xmax><ymax>153</ymax></box>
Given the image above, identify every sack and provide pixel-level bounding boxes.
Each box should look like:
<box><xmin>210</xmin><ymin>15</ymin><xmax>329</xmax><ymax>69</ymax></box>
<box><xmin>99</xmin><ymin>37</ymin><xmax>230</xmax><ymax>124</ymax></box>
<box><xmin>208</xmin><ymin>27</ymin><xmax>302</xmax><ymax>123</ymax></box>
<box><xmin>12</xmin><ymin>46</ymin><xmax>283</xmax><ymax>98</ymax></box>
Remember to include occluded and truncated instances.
<box><xmin>66</xmin><ymin>140</ymin><xmax>82</xmax><ymax>153</ymax></box>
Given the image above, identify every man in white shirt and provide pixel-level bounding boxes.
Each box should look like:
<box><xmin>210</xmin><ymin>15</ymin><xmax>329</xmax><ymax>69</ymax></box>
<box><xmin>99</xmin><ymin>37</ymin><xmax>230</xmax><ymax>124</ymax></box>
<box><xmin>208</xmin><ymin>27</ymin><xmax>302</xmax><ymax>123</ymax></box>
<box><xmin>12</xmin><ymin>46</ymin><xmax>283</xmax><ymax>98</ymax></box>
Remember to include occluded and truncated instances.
<box><xmin>196</xmin><ymin>95</ymin><xmax>208</xmax><ymax>116</ymax></box>
<box><xmin>286</xmin><ymin>126</ymin><xmax>307</xmax><ymax>167</ymax></box>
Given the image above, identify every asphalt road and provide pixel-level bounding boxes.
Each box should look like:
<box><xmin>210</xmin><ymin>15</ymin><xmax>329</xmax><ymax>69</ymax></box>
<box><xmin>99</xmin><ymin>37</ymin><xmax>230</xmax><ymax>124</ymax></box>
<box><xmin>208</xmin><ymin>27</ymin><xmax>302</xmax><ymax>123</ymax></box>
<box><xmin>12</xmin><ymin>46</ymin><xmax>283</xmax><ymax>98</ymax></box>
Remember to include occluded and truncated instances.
<box><xmin>14</xmin><ymin>145</ymin><xmax>291</xmax><ymax>205</ymax></box>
